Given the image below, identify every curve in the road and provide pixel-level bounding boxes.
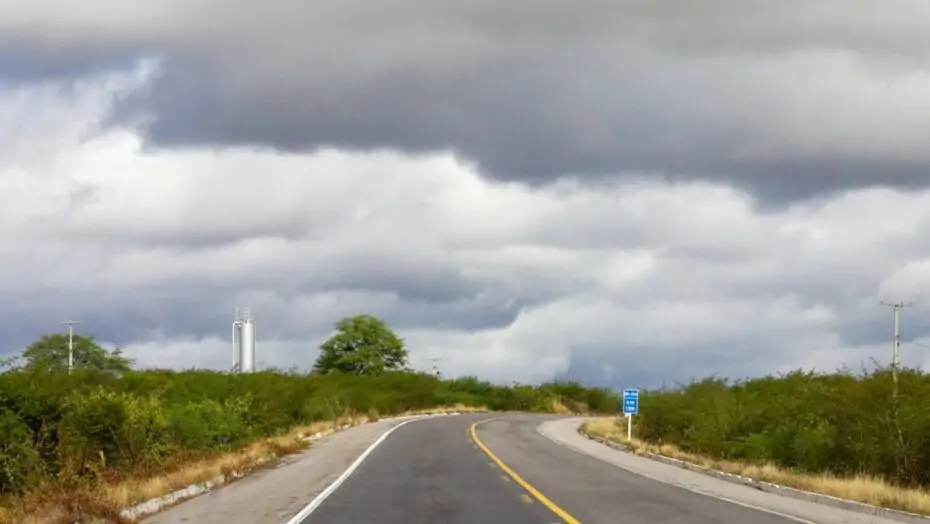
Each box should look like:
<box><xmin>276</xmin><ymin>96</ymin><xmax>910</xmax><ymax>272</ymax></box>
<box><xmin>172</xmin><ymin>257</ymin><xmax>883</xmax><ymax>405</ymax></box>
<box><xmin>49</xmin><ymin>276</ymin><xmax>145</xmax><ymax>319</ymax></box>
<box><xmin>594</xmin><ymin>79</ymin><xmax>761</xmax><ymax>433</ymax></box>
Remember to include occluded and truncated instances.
<box><xmin>484</xmin><ymin>415</ymin><xmax>907</xmax><ymax>524</ymax></box>
<box><xmin>279</xmin><ymin>413</ymin><xmax>902</xmax><ymax>524</ymax></box>
<box><xmin>475</xmin><ymin>415</ymin><xmax>810</xmax><ymax>523</ymax></box>
<box><xmin>294</xmin><ymin>413</ymin><xmax>559</xmax><ymax>524</ymax></box>
<box><xmin>470</xmin><ymin>417</ymin><xmax>580</xmax><ymax>523</ymax></box>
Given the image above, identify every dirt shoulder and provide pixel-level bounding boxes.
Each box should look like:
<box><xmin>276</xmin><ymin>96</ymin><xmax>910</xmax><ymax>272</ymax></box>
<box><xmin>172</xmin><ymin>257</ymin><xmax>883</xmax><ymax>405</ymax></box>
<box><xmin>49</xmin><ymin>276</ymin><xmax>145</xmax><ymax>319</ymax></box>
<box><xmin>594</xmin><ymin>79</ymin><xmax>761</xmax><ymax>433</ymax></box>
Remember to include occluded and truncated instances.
<box><xmin>141</xmin><ymin>416</ymin><xmax>416</xmax><ymax>524</ymax></box>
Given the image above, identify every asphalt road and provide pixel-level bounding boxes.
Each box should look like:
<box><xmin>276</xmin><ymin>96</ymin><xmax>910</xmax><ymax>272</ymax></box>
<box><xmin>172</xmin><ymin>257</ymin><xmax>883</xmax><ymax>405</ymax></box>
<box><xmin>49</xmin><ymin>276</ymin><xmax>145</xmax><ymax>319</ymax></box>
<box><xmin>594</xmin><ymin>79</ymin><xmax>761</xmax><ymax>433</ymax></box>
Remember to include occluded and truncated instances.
<box><xmin>298</xmin><ymin>413</ymin><xmax>807</xmax><ymax>524</ymax></box>
<box><xmin>480</xmin><ymin>415</ymin><xmax>805</xmax><ymax>524</ymax></box>
<box><xmin>298</xmin><ymin>414</ymin><xmax>557</xmax><ymax>523</ymax></box>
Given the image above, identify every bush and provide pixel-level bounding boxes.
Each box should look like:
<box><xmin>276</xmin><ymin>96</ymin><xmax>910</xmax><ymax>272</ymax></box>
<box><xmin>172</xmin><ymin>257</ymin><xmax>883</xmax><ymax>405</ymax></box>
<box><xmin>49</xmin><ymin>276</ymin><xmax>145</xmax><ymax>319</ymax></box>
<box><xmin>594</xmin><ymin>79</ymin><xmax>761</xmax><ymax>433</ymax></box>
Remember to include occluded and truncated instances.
<box><xmin>635</xmin><ymin>366</ymin><xmax>930</xmax><ymax>487</ymax></box>
<box><xmin>0</xmin><ymin>409</ymin><xmax>40</xmax><ymax>494</ymax></box>
<box><xmin>0</xmin><ymin>366</ymin><xmax>619</xmax><ymax>499</ymax></box>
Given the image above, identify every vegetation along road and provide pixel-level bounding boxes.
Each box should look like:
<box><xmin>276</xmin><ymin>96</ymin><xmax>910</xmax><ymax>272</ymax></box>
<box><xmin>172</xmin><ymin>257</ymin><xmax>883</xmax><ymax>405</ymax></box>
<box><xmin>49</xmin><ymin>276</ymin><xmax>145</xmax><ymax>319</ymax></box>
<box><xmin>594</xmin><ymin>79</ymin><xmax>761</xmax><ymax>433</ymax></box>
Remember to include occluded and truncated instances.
<box><xmin>3</xmin><ymin>314</ymin><xmax>929</xmax><ymax>523</ymax></box>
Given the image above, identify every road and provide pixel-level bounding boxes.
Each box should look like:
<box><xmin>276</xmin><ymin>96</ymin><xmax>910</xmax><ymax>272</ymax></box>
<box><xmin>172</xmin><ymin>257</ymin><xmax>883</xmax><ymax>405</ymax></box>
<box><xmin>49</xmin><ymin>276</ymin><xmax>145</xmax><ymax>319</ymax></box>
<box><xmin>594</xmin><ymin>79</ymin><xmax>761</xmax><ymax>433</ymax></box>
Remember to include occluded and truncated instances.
<box><xmin>296</xmin><ymin>414</ymin><xmax>897</xmax><ymax>524</ymax></box>
<box><xmin>295</xmin><ymin>414</ymin><xmax>560</xmax><ymax>523</ymax></box>
<box><xmin>147</xmin><ymin>413</ymin><xmax>911</xmax><ymax>524</ymax></box>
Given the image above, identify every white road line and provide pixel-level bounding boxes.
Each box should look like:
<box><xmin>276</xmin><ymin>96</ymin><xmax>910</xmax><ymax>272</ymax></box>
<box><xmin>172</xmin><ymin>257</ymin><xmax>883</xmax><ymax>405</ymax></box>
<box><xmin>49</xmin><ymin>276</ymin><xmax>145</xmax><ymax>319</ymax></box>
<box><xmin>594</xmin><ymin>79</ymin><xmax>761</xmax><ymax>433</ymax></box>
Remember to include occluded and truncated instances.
<box><xmin>283</xmin><ymin>416</ymin><xmax>426</xmax><ymax>524</ymax></box>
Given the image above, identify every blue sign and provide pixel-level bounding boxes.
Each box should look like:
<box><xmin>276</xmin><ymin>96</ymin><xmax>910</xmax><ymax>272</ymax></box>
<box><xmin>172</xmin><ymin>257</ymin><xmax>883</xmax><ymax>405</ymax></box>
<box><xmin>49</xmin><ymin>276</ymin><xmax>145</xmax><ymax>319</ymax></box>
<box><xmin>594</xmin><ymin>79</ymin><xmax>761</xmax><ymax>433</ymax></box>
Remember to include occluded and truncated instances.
<box><xmin>623</xmin><ymin>388</ymin><xmax>639</xmax><ymax>415</ymax></box>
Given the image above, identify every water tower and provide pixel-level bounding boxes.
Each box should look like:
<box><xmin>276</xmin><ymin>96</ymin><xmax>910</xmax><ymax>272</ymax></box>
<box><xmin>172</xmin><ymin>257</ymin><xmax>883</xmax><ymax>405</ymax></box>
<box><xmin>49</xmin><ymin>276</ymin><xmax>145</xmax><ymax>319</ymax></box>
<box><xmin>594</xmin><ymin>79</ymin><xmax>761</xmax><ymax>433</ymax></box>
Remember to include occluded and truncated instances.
<box><xmin>232</xmin><ymin>308</ymin><xmax>256</xmax><ymax>373</ymax></box>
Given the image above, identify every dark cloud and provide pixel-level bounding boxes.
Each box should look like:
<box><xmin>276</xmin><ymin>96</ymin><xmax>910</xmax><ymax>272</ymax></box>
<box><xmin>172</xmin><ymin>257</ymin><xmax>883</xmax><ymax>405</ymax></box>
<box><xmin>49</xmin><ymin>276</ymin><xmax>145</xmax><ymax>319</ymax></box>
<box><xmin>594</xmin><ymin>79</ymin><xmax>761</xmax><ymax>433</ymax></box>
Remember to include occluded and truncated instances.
<box><xmin>0</xmin><ymin>45</ymin><xmax>142</xmax><ymax>84</ymax></box>
<box><xmin>112</xmin><ymin>54</ymin><xmax>896</xmax><ymax>207</ymax></box>
<box><xmin>0</xmin><ymin>257</ymin><xmax>530</xmax><ymax>361</ymax></box>
<box><xmin>4</xmin><ymin>1</ymin><xmax>930</xmax><ymax>204</ymax></box>
<box><xmin>736</xmin><ymin>159</ymin><xmax>930</xmax><ymax>211</ymax></box>
<box><xmin>5</xmin><ymin>4</ymin><xmax>930</xmax><ymax>386</ymax></box>
<box><xmin>17</xmin><ymin>0</ymin><xmax>903</xmax><ymax>206</ymax></box>
<box><xmin>307</xmin><ymin>255</ymin><xmax>481</xmax><ymax>304</ymax></box>
<box><xmin>554</xmin><ymin>344</ymin><xmax>784</xmax><ymax>391</ymax></box>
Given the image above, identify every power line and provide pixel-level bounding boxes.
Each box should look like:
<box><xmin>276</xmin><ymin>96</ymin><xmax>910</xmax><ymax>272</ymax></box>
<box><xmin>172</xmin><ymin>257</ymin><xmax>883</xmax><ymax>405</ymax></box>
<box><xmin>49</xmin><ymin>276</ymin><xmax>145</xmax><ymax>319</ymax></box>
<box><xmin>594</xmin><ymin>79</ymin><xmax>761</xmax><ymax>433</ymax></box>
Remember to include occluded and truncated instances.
<box><xmin>880</xmin><ymin>301</ymin><xmax>913</xmax><ymax>398</ymax></box>
<box><xmin>60</xmin><ymin>320</ymin><xmax>80</xmax><ymax>375</ymax></box>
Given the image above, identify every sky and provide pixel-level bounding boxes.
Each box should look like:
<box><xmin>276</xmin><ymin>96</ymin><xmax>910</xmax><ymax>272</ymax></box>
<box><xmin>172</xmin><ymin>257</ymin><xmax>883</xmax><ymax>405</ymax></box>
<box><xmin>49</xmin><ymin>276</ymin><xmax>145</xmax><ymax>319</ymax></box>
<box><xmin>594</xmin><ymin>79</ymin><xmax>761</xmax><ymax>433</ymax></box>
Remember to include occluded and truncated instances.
<box><xmin>3</xmin><ymin>0</ymin><xmax>930</xmax><ymax>389</ymax></box>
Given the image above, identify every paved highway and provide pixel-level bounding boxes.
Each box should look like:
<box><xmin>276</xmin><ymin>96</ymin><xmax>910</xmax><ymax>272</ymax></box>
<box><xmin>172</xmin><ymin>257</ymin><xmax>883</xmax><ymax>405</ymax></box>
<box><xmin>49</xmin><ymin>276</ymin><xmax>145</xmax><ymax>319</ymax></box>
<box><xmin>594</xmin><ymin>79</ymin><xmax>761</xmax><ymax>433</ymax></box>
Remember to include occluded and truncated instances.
<box><xmin>297</xmin><ymin>414</ymin><xmax>807</xmax><ymax>524</ymax></box>
<box><xmin>147</xmin><ymin>413</ymin><xmax>908</xmax><ymax>524</ymax></box>
<box><xmin>294</xmin><ymin>414</ymin><xmax>560</xmax><ymax>523</ymax></box>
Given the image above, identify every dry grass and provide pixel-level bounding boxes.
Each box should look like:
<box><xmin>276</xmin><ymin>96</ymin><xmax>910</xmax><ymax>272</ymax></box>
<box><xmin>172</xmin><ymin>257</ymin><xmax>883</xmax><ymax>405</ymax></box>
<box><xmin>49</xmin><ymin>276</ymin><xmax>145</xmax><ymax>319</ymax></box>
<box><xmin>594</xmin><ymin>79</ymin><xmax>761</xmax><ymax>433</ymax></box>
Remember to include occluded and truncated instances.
<box><xmin>544</xmin><ymin>399</ymin><xmax>576</xmax><ymax>414</ymax></box>
<box><xmin>0</xmin><ymin>404</ymin><xmax>488</xmax><ymax>524</ymax></box>
<box><xmin>582</xmin><ymin>417</ymin><xmax>930</xmax><ymax>516</ymax></box>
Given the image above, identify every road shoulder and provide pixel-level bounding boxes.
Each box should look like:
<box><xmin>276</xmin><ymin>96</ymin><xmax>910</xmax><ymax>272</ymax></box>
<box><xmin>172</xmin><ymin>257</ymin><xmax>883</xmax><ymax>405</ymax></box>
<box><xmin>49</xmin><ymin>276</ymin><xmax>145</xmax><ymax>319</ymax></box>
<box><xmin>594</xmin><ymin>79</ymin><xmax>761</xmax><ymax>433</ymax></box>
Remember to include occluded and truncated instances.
<box><xmin>141</xmin><ymin>417</ymin><xmax>416</xmax><ymax>524</ymax></box>
<box><xmin>539</xmin><ymin>417</ymin><xmax>918</xmax><ymax>524</ymax></box>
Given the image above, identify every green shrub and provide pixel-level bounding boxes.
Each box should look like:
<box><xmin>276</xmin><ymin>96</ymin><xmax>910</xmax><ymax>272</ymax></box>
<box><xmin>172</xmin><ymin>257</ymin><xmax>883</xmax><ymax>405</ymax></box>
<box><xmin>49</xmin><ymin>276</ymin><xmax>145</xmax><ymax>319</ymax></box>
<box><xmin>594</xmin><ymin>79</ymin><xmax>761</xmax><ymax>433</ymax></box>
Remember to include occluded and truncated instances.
<box><xmin>0</xmin><ymin>319</ymin><xmax>627</xmax><ymax>505</ymax></box>
<box><xmin>0</xmin><ymin>409</ymin><xmax>41</xmax><ymax>493</ymax></box>
<box><xmin>167</xmin><ymin>398</ymin><xmax>250</xmax><ymax>451</ymax></box>
<box><xmin>0</xmin><ymin>365</ymin><xmax>619</xmax><ymax>498</ymax></box>
<box><xmin>56</xmin><ymin>388</ymin><xmax>132</xmax><ymax>478</ymax></box>
<box><xmin>636</xmin><ymin>366</ymin><xmax>930</xmax><ymax>487</ymax></box>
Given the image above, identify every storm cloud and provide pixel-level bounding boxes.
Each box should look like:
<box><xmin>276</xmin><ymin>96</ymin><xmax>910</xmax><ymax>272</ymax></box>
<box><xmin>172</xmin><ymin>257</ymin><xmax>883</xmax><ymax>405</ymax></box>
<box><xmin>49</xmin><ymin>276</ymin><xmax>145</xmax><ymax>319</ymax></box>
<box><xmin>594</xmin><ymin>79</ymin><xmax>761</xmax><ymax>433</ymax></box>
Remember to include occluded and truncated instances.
<box><xmin>2</xmin><ymin>3</ymin><xmax>930</xmax><ymax>387</ymax></box>
<box><xmin>3</xmin><ymin>1</ymin><xmax>930</xmax><ymax>204</ymax></box>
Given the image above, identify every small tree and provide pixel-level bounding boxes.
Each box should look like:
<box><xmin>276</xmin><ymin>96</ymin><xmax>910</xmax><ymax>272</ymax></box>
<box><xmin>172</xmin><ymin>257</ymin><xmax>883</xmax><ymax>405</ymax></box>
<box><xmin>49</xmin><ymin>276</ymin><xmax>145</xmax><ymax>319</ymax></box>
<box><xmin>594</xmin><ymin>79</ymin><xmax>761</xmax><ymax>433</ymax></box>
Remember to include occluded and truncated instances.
<box><xmin>313</xmin><ymin>315</ymin><xmax>408</xmax><ymax>375</ymax></box>
<box><xmin>21</xmin><ymin>334</ymin><xmax>134</xmax><ymax>374</ymax></box>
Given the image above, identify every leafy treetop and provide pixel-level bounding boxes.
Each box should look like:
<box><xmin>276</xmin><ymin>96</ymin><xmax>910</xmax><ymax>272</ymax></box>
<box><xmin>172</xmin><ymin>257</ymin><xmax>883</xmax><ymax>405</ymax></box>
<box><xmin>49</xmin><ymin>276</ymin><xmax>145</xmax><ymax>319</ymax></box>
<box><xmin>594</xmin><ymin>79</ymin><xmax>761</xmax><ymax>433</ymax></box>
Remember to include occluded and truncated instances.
<box><xmin>313</xmin><ymin>314</ymin><xmax>408</xmax><ymax>375</ymax></box>
<box><xmin>21</xmin><ymin>334</ymin><xmax>134</xmax><ymax>374</ymax></box>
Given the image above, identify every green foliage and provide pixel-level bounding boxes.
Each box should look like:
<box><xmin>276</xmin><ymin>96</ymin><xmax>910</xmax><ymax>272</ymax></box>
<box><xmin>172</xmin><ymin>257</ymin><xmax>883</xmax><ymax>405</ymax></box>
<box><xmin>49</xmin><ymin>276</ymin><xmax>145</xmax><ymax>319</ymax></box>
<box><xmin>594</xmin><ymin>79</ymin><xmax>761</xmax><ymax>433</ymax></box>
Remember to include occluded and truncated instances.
<box><xmin>0</xmin><ymin>409</ymin><xmax>41</xmax><ymax>494</ymax></box>
<box><xmin>313</xmin><ymin>315</ymin><xmax>408</xmax><ymax>375</ymax></box>
<box><xmin>635</xmin><ymin>367</ymin><xmax>930</xmax><ymax>487</ymax></box>
<box><xmin>21</xmin><ymin>334</ymin><xmax>134</xmax><ymax>374</ymax></box>
<box><xmin>56</xmin><ymin>387</ymin><xmax>172</xmax><ymax>477</ymax></box>
<box><xmin>168</xmin><ymin>397</ymin><xmax>249</xmax><ymax>451</ymax></box>
<box><xmin>0</xmin><ymin>355</ymin><xmax>618</xmax><ymax>498</ymax></box>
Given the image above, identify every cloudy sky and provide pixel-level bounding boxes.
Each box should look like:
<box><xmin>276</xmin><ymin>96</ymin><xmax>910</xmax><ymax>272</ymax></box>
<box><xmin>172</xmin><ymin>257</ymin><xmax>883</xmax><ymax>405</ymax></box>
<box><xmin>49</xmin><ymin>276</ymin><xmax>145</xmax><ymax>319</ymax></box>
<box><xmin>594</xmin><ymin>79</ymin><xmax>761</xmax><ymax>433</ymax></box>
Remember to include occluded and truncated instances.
<box><xmin>3</xmin><ymin>0</ymin><xmax>930</xmax><ymax>389</ymax></box>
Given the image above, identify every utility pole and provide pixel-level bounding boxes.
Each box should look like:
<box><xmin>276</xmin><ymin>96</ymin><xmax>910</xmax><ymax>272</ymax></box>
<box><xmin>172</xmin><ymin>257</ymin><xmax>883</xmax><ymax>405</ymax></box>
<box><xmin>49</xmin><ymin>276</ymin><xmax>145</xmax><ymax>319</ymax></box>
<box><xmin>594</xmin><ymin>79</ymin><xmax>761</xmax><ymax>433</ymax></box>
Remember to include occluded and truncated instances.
<box><xmin>61</xmin><ymin>320</ymin><xmax>80</xmax><ymax>375</ymax></box>
<box><xmin>430</xmin><ymin>358</ymin><xmax>442</xmax><ymax>379</ymax></box>
<box><xmin>881</xmin><ymin>301</ymin><xmax>913</xmax><ymax>398</ymax></box>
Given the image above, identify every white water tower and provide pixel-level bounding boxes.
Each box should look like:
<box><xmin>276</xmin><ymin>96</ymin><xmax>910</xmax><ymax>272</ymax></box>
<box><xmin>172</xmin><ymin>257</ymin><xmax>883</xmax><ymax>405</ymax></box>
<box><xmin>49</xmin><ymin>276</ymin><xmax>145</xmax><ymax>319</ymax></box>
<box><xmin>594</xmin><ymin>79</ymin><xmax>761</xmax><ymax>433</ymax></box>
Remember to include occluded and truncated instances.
<box><xmin>232</xmin><ymin>308</ymin><xmax>256</xmax><ymax>373</ymax></box>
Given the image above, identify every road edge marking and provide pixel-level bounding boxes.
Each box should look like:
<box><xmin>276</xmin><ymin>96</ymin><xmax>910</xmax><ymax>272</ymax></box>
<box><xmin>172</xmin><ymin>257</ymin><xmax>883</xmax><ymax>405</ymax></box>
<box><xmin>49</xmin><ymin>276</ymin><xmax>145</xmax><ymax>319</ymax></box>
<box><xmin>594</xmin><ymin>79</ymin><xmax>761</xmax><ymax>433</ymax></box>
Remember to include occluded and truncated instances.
<box><xmin>470</xmin><ymin>418</ymin><xmax>581</xmax><ymax>524</ymax></box>
<box><xmin>283</xmin><ymin>416</ymin><xmax>428</xmax><ymax>524</ymax></box>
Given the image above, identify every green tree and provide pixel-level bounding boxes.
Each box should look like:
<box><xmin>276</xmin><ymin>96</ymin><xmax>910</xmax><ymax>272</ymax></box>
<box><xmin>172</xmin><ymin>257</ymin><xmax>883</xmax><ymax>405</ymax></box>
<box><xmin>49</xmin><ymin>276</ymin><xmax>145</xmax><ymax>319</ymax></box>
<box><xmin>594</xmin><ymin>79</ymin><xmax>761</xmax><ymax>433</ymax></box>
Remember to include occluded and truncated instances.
<box><xmin>0</xmin><ymin>355</ymin><xmax>18</xmax><ymax>371</ymax></box>
<box><xmin>21</xmin><ymin>334</ymin><xmax>134</xmax><ymax>374</ymax></box>
<box><xmin>313</xmin><ymin>315</ymin><xmax>408</xmax><ymax>375</ymax></box>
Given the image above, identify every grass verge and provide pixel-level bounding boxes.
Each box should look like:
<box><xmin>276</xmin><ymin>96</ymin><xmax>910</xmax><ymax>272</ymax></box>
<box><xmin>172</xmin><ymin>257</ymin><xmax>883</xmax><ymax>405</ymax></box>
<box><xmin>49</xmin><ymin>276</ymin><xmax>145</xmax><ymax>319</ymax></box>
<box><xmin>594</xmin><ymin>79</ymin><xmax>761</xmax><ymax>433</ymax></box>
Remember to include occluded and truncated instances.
<box><xmin>581</xmin><ymin>417</ymin><xmax>930</xmax><ymax>516</ymax></box>
<box><xmin>0</xmin><ymin>404</ymin><xmax>488</xmax><ymax>524</ymax></box>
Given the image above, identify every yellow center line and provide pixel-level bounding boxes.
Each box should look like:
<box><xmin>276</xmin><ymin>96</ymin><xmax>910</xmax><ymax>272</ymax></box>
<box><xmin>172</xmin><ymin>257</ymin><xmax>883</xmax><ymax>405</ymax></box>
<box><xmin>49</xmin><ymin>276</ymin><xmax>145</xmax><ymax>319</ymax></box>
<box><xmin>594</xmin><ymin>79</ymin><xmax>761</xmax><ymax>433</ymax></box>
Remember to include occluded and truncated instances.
<box><xmin>470</xmin><ymin>418</ymin><xmax>582</xmax><ymax>524</ymax></box>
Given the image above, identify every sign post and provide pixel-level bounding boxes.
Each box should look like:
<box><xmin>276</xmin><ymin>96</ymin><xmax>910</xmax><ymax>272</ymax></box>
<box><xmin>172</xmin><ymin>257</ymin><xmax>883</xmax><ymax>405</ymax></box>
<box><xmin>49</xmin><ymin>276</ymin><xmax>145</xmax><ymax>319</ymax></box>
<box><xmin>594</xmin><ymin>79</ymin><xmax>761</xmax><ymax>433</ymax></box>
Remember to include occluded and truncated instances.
<box><xmin>622</xmin><ymin>388</ymin><xmax>639</xmax><ymax>441</ymax></box>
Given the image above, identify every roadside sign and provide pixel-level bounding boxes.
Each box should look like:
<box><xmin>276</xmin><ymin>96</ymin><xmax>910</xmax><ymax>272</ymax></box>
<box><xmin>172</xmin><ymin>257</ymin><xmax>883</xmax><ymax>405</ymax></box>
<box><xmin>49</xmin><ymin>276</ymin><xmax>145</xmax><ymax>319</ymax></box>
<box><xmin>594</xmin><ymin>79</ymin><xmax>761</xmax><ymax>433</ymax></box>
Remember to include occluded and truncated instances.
<box><xmin>622</xmin><ymin>388</ymin><xmax>639</xmax><ymax>415</ymax></box>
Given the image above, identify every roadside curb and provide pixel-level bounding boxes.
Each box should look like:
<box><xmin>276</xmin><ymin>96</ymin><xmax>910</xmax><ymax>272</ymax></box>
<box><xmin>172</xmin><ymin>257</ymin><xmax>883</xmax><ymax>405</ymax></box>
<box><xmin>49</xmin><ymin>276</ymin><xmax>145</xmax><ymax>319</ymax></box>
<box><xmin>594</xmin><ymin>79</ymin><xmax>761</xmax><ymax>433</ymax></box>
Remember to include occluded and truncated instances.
<box><xmin>577</xmin><ymin>424</ymin><xmax>930</xmax><ymax>524</ymax></box>
<box><xmin>118</xmin><ymin>411</ymin><xmax>468</xmax><ymax>522</ymax></box>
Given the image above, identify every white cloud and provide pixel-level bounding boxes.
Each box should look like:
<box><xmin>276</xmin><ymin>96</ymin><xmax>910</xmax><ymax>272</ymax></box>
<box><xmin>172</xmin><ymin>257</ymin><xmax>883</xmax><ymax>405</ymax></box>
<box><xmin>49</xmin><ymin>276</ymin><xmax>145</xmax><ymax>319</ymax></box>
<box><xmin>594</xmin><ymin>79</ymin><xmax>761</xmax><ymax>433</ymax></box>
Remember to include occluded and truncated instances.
<box><xmin>3</xmin><ymin>62</ymin><xmax>930</xmax><ymax>387</ymax></box>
